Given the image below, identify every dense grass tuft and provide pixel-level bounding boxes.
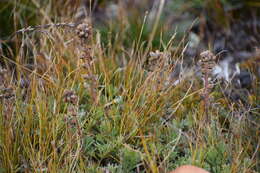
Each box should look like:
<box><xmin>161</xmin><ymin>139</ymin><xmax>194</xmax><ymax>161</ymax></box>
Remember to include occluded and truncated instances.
<box><xmin>0</xmin><ymin>1</ymin><xmax>259</xmax><ymax>173</ymax></box>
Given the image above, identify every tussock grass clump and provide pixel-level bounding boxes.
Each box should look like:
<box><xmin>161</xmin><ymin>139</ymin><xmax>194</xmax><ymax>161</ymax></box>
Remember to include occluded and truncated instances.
<box><xmin>0</xmin><ymin>1</ymin><xmax>259</xmax><ymax>173</ymax></box>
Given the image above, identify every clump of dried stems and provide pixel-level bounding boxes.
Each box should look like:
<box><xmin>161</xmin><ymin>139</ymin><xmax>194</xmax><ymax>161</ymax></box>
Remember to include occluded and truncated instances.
<box><xmin>62</xmin><ymin>20</ymin><xmax>93</xmax><ymax>142</ymax></box>
<box><xmin>1</xmin><ymin>2</ymin><xmax>259</xmax><ymax>172</ymax></box>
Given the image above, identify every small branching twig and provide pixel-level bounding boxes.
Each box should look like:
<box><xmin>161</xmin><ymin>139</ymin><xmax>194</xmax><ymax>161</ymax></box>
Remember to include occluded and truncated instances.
<box><xmin>2</xmin><ymin>22</ymin><xmax>77</xmax><ymax>41</ymax></box>
<box><xmin>15</xmin><ymin>23</ymin><xmax>76</xmax><ymax>34</ymax></box>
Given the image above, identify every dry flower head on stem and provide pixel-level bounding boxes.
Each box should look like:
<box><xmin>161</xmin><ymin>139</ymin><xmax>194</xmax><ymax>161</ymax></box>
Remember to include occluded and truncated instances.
<box><xmin>75</xmin><ymin>22</ymin><xmax>92</xmax><ymax>41</ymax></box>
<box><xmin>147</xmin><ymin>50</ymin><xmax>171</xmax><ymax>72</ymax></box>
<box><xmin>63</xmin><ymin>89</ymin><xmax>78</xmax><ymax>105</ymax></box>
<box><xmin>198</xmin><ymin>50</ymin><xmax>217</xmax><ymax>123</ymax></box>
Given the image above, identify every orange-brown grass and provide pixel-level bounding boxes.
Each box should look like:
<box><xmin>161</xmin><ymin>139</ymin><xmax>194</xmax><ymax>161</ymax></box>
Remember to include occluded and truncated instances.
<box><xmin>0</xmin><ymin>1</ymin><xmax>259</xmax><ymax>173</ymax></box>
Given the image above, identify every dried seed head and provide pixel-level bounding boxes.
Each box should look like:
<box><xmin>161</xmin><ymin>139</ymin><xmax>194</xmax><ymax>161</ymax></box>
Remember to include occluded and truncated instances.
<box><xmin>76</xmin><ymin>22</ymin><xmax>91</xmax><ymax>41</ymax></box>
<box><xmin>147</xmin><ymin>50</ymin><xmax>170</xmax><ymax>71</ymax></box>
<box><xmin>199</xmin><ymin>50</ymin><xmax>216</xmax><ymax>75</ymax></box>
<box><xmin>63</xmin><ymin>89</ymin><xmax>78</xmax><ymax>105</ymax></box>
<box><xmin>80</xmin><ymin>47</ymin><xmax>92</xmax><ymax>61</ymax></box>
<box><xmin>69</xmin><ymin>118</ymin><xmax>77</xmax><ymax>126</ymax></box>
<box><xmin>200</xmin><ymin>50</ymin><xmax>215</xmax><ymax>62</ymax></box>
<box><xmin>67</xmin><ymin>105</ymin><xmax>77</xmax><ymax>117</ymax></box>
<box><xmin>198</xmin><ymin>50</ymin><xmax>218</xmax><ymax>94</ymax></box>
<box><xmin>82</xmin><ymin>74</ymin><xmax>98</xmax><ymax>81</ymax></box>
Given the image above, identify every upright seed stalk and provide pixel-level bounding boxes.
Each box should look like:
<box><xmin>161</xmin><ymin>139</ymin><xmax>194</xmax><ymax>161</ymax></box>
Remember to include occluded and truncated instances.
<box><xmin>198</xmin><ymin>50</ymin><xmax>216</xmax><ymax>122</ymax></box>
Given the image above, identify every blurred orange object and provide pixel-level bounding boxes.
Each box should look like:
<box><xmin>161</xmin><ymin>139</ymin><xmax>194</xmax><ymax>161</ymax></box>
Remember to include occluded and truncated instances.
<box><xmin>169</xmin><ymin>165</ymin><xmax>210</xmax><ymax>173</ymax></box>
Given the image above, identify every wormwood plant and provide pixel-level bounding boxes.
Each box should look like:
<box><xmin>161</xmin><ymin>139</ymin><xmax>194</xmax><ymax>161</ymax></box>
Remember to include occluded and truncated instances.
<box><xmin>198</xmin><ymin>50</ymin><xmax>216</xmax><ymax>123</ymax></box>
<box><xmin>0</xmin><ymin>1</ymin><xmax>260</xmax><ymax>173</ymax></box>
